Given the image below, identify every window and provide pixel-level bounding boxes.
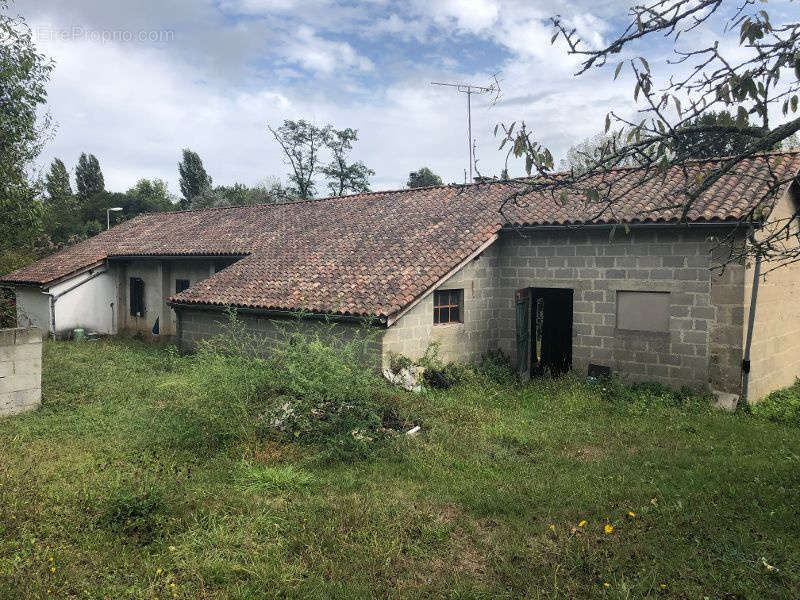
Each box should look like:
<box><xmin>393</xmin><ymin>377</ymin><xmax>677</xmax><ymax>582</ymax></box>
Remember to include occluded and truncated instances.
<box><xmin>433</xmin><ymin>289</ymin><xmax>463</xmax><ymax>324</ymax></box>
<box><xmin>130</xmin><ymin>277</ymin><xmax>145</xmax><ymax>317</ymax></box>
<box><xmin>175</xmin><ymin>279</ymin><xmax>190</xmax><ymax>294</ymax></box>
<box><xmin>616</xmin><ymin>291</ymin><xmax>670</xmax><ymax>332</ymax></box>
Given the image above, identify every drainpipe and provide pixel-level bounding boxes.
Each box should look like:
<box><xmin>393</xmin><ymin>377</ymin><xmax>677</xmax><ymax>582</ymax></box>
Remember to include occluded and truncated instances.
<box><xmin>741</xmin><ymin>249</ymin><xmax>762</xmax><ymax>403</ymax></box>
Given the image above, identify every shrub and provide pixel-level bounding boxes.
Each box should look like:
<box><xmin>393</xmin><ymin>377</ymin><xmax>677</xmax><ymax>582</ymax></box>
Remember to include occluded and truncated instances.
<box><xmin>476</xmin><ymin>349</ymin><xmax>518</xmax><ymax>386</ymax></box>
<box><xmin>752</xmin><ymin>379</ymin><xmax>800</xmax><ymax>426</ymax></box>
<box><xmin>387</xmin><ymin>351</ymin><xmax>414</xmax><ymax>375</ymax></box>
<box><xmin>190</xmin><ymin>309</ymin><xmax>408</xmax><ymax>461</ymax></box>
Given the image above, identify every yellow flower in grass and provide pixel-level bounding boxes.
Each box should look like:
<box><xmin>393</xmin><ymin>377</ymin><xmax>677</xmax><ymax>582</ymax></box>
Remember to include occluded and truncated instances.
<box><xmin>603</xmin><ymin>582</ymin><xmax>611</xmax><ymax>588</ymax></box>
<box><xmin>50</xmin><ymin>566</ymin><xmax>56</xmax><ymax>573</ymax></box>
<box><xmin>548</xmin><ymin>524</ymin><xmax>556</xmax><ymax>532</ymax></box>
<box><xmin>628</xmin><ymin>511</ymin><xmax>636</xmax><ymax>519</ymax></box>
<box><xmin>604</xmin><ymin>524</ymin><xmax>614</xmax><ymax>535</ymax></box>
<box><xmin>578</xmin><ymin>520</ymin><xmax>587</xmax><ymax>527</ymax></box>
<box><xmin>156</xmin><ymin>568</ymin><xmax>163</xmax><ymax>575</ymax></box>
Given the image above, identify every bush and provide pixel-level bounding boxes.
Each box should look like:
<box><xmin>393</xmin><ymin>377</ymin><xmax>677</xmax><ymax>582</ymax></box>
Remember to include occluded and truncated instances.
<box><xmin>476</xmin><ymin>349</ymin><xmax>518</xmax><ymax>386</ymax></box>
<box><xmin>182</xmin><ymin>310</ymin><xmax>409</xmax><ymax>461</ymax></box>
<box><xmin>260</xmin><ymin>321</ymin><xmax>405</xmax><ymax>461</ymax></box>
<box><xmin>752</xmin><ymin>379</ymin><xmax>800</xmax><ymax>425</ymax></box>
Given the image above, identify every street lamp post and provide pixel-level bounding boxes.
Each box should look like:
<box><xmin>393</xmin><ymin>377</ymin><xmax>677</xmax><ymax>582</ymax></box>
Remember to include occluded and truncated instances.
<box><xmin>106</xmin><ymin>207</ymin><xmax>123</xmax><ymax>230</ymax></box>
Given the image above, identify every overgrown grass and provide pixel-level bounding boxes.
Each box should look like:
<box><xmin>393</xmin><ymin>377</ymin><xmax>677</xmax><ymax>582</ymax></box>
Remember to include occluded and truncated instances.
<box><xmin>1</xmin><ymin>338</ymin><xmax>799</xmax><ymax>598</ymax></box>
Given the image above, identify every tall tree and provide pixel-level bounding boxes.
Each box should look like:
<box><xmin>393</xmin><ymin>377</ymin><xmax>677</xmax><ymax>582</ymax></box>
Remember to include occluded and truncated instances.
<box><xmin>178</xmin><ymin>148</ymin><xmax>212</xmax><ymax>209</ymax></box>
<box><xmin>0</xmin><ymin>0</ymin><xmax>53</xmax><ymax>250</ymax></box>
<box><xmin>268</xmin><ymin>119</ymin><xmax>331</xmax><ymax>199</ymax></box>
<box><xmin>42</xmin><ymin>158</ymin><xmax>83</xmax><ymax>244</ymax></box>
<box><xmin>407</xmin><ymin>167</ymin><xmax>443</xmax><ymax>188</ymax></box>
<box><xmin>45</xmin><ymin>158</ymin><xmax>72</xmax><ymax>202</ymax></box>
<box><xmin>126</xmin><ymin>178</ymin><xmax>175</xmax><ymax>214</ymax></box>
<box><xmin>321</xmin><ymin>128</ymin><xmax>374</xmax><ymax>196</ymax></box>
<box><xmin>497</xmin><ymin>1</ymin><xmax>800</xmax><ymax>266</ymax></box>
<box><xmin>75</xmin><ymin>153</ymin><xmax>105</xmax><ymax>200</ymax></box>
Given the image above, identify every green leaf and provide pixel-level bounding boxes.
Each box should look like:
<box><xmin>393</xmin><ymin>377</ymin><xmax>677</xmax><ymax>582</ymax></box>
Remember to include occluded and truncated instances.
<box><xmin>614</xmin><ymin>61</ymin><xmax>624</xmax><ymax>80</ymax></box>
<box><xmin>736</xmin><ymin>106</ymin><xmax>748</xmax><ymax>128</ymax></box>
<box><xmin>605</xmin><ymin>113</ymin><xmax>611</xmax><ymax>133</ymax></box>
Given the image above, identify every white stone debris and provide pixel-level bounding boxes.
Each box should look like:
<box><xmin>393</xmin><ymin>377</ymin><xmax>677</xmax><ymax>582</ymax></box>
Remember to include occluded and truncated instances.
<box><xmin>383</xmin><ymin>366</ymin><xmax>424</xmax><ymax>393</ymax></box>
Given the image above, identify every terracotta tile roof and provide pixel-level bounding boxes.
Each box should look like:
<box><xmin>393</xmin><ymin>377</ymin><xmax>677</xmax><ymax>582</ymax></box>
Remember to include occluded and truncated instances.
<box><xmin>3</xmin><ymin>152</ymin><xmax>798</xmax><ymax>318</ymax></box>
<box><xmin>502</xmin><ymin>151</ymin><xmax>800</xmax><ymax>226</ymax></box>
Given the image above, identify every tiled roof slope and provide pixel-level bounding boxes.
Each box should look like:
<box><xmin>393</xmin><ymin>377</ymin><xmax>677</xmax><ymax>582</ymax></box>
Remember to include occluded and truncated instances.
<box><xmin>2</xmin><ymin>152</ymin><xmax>799</xmax><ymax>318</ymax></box>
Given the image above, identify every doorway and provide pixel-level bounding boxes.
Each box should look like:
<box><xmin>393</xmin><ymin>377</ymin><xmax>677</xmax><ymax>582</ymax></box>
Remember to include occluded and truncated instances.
<box><xmin>516</xmin><ymin>287</ymin><xmax>573</xmax><ymax>377</ymax></box>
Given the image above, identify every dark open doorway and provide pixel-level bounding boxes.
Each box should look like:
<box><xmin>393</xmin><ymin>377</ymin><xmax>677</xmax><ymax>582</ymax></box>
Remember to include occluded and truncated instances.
<box><xmin>516</xmin><ymin>287</ymin><xmax>573</xmax><ymax>377</ymax></box>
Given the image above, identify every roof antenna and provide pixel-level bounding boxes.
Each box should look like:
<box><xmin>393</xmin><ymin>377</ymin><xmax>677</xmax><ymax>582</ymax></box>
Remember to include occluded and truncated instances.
<box><xmin>431</xmin><ymin>76</ymin><xmax>500</xmax><ymax>183</ymax></box>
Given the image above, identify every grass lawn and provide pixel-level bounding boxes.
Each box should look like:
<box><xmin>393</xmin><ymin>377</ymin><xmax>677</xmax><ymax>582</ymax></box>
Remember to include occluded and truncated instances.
<box><xmin>1</xmin><ymin>339</ymin><xmax>799</xmax><ymax>598</ymax></box>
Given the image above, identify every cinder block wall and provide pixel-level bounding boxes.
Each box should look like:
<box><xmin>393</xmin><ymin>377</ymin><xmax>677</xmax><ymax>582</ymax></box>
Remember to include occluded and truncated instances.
<box><xmin>0</xmin><ymin>327</ymin><xmax>42</xmax><ymax>417</ymax></box>
<box><xmin>743</xmin><ymin>189</ymin><xmax>800</xmax><ymax>401</ymax></box>
<box><xmin>708</xmin><ymin>244</ymin><xmax>747</xmax><ymax>395</ymax></box>
<box><xmin>382</xmin><ymin>243</ymin><xmax>501</xmax><ymax>366</ymax></box>
<box><xmin>175</xmin><ymin>309</ymin><xmax>384</xmax><ymax>368</ymax></box>
<box><xmin>496</xmin><ymin>228</ymin><xmax>737</xmax><ymax>391</ymax></box>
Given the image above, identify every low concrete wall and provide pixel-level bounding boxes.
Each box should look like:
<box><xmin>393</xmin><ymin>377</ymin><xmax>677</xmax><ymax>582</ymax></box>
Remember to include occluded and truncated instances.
<box><xmin>175</xmin><ymin>308</ymin><xmax>384</xmax><ymax>369</ymax></box>
<box><xmin>0</xmin><ymin>327</ymin><xmax>42</xmax><ymax>417</ymax></box>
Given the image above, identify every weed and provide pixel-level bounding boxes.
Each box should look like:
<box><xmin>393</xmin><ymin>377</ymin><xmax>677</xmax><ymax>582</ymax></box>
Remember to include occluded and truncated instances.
<box><xmin>752</xmin><ymin>378</ymin><xmax>800</xmax><ymax>425</ymax></box>
<box><xmin>237</xmin><ymin>462</ymin><xmax>315</xmax><ymax>493</ymax></box>
<box><xmin>98</xmin><ymin>482</ymin><xmax>166</xmax><ymax>544</ymax></box>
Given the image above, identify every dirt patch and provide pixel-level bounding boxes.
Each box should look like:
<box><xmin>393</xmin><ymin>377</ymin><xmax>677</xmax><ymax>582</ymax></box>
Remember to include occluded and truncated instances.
<box><xmin>249</xmin><ymin>440</ymin><xmax>292</xmax><ymax>464</ymax></box>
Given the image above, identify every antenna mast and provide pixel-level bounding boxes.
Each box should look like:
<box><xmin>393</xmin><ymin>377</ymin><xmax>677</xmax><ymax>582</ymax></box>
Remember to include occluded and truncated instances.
<box><xmin>431</xmin><ymin>80</ymin><xmax>497</xmax><ymax>183</ymax></box>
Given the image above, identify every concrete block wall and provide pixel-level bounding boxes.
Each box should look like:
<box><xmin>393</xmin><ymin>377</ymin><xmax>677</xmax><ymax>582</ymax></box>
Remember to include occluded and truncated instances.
<box><xmin>382</xmin><ymin>243</ymin><xmax>501</xmax><ymax>366</ymax></box>
<box><xmin>175</xmin><ymin>309</ymin><xmax>384</xmax><ymax>369</ymax></box>
<box><xmin>0</xmin><ymin>327</ymin><xmax>42</xmax><ymax>417</ymax></box>
<box><xmin>708</xmin><ymin>245</ymin><xmax>747</xmax><ymax>395</ymax></box>
<box><xmin>743</xmin><ymin>190</ymin><xmax>800</xmax><ymax>401</ymax></box>
<box><xmin>496</xmin><ymin>228</ymin><xmax>735</xmax><ymax>390</ymax></box>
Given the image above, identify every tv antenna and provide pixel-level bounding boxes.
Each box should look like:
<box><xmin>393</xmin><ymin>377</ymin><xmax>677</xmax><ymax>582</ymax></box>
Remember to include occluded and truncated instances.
<box><xmin>431</xmin><ymin>78</ymin><xmax>499</xmax><ymax>183</ymax></box>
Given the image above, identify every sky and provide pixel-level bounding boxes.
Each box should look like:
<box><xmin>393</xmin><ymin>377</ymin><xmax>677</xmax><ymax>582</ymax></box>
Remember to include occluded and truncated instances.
<box><xmin>12</xmin><ymin>0</ymin><xmax>790</xmax><ymax>197</ymax></box>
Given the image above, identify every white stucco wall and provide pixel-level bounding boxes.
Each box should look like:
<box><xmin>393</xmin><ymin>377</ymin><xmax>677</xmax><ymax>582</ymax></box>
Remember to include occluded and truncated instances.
<box><xmin>13</xmin><ymin>269</ymin><xmax>117</xmax><ymax>336</ymax></box>
<box><xmin>51</xmin><ymin>271</ymin><xmax>116</xmax><ymax>335</ymax></box>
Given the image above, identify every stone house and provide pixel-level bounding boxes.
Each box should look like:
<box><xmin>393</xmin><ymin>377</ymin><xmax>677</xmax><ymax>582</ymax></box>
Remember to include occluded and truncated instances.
<box><xmin>3</xmin><ymin>153</ymin><xmax>800</xmax><ymax>402</ymax></box>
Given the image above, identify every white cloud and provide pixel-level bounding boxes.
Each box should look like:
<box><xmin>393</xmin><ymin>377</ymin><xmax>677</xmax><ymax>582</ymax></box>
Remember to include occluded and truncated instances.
<box><xmin>420</xmin><ymin>0</ymin><xmax>500</xmax><ymax>33</ymax></box>
<box><xmin>21</xmin><ymin>0</ymin><xmax>651</xmax><ymax>196</ymax></box>
<box><xmin>283</xmin><ymin>26</ymin><xmax>374</xmax><ymax>74</ymax></box>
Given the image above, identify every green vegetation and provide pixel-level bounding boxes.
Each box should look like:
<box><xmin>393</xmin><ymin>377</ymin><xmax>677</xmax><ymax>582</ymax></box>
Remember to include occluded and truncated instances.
<box><xmin>1</xmin><ymin>338</ymin><xmax>799</xmax><ymax>598</ymax></box>
<box><xmin>752</xmin><ymin>378</ymin><xmax>800</xmax><ymax>426</ymax></box>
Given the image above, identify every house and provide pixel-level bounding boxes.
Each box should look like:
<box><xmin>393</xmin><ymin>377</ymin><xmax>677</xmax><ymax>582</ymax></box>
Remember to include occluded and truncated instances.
<box><xmin>3</xmin><ymin>152</ymin><xmax>800</xmax><ymax>402</ymax></box>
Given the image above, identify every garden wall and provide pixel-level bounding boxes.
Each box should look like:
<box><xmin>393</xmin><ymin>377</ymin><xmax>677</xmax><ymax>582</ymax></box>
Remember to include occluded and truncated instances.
<box><xmin>0</xmin><ymin>327</ymin><xmax>42</xmax><ymax>417</ymax></box>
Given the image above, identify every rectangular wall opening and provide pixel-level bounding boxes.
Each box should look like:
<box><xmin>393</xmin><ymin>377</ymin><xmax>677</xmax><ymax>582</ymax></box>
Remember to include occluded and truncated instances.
<box><xmin>516</xmin><ymin>287</ymin><xmax>573</xmax><ymax>377</ymax></box>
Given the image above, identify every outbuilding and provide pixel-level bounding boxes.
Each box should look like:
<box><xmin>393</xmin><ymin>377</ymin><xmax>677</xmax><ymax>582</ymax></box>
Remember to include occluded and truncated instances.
<box><xmin>3</xmin><ymin>152</ymin><xmax>800</xmax><ymax>402</ymax></box>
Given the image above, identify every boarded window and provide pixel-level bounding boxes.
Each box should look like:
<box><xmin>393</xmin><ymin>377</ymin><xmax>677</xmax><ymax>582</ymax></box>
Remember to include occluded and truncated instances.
<box><xmin>175</xmin><ymin>279</ymin><xmax>190</xmax><ymax>293</ymax></box>
<box><xmin>130</xmin><ymin>277</ymin><xmax>145</xmax><ymax>317</ymax></box>
<box><xmin>616</xmin><ymin>291</ymin><xmax>670</xmax><ymax>332</ymax></box>
<box><xmin>433</xmin><ymin>289</ymin><xmax>463</xmax><ymax>324</ymax></box>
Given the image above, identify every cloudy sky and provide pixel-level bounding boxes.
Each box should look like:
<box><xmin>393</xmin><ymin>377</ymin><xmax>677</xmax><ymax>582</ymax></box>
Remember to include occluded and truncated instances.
<box><xmin>13</xmin><ymin>0</ymin><xmax>787</xmax><ymax>196</ymax></box>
